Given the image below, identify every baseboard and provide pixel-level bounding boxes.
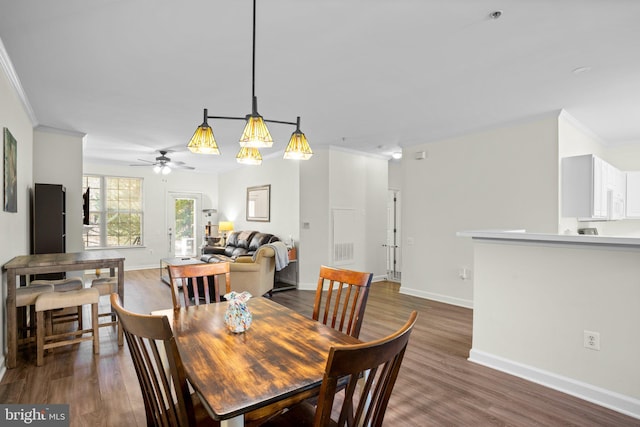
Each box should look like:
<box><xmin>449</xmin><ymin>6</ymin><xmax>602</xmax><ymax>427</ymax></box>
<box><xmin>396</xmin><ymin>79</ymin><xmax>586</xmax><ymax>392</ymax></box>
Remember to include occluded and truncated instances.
<box><xmin>124</xmin><ymin>264</ymin><xmax>159</xmax><ymax>271</ymax></box>
<box><xmin>469</xmin><ymin>349</ymin><xmax>640</xmax><ymax>420</ymax></box>
<box><xmin>399</xmin><ymin>287</ymin><xmax>473</xmax><ymax>309</ymax></box>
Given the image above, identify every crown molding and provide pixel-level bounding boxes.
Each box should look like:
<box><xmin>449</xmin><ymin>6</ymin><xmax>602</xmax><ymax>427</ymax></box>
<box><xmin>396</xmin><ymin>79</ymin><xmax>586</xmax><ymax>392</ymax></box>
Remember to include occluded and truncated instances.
<box><xmin>0</xmin><ymin>37</ymin><xmax>37</xmax><ymax>126</ymax></box>
<box><xmin>559</xmin><ymin>109</ymin><xmax>609</xmax><ymax>146</ymax></box>
<box><xmin>34</xmin><ymin>125</ymin><xmax>86</xmax><ymax>139</ymax></box>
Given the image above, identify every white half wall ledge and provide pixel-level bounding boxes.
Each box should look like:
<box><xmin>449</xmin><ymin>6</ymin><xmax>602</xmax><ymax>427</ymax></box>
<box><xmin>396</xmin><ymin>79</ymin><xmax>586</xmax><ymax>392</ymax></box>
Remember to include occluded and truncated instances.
<box><xmin>469</xmin><ymin>349</ymin><xmax>640</xmax><ymax>420</ymax></box>
<box><xmin>399</xmin><ymin>287</ymin><xmax>473</xmax><ymax>309</ymax></box>
<box><xmin>456</xmin><ymin>229</ymin><xmax>640</xmax><ymax>248</ymax></box>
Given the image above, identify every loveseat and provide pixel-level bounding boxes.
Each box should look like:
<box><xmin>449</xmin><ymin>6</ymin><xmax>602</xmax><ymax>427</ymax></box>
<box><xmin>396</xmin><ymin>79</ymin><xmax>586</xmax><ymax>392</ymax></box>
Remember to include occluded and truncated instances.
<box><xmin>200</xmin><ymin>231</ymin><xmax>280</xmax><ymax>297</ymax></box>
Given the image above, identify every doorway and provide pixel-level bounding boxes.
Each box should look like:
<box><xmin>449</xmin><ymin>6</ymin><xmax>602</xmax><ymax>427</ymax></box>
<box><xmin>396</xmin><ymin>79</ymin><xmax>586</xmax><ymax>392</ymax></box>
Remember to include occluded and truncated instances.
<box><xmin>386</xmin><ymin>190</ymin><xmax>401</xmax><ymax>282</ymax></box>
<box><xmin>167</xmin><ymin>192</ymin><xmax>202</xmax><ymax>257</ymax></box>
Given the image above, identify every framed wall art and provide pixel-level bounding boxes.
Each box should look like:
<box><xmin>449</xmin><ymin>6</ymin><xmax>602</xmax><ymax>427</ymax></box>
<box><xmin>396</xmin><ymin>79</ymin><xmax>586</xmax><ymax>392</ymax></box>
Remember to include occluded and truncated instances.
<box><xmin>3</xmin><ymin>127</ymin><xmax>17</xmax><ymax>213</ymax></box>
<box><xmin>246</xmin><ymin>184</ymin><xmax>270</xmax><ymax>222</ymax></box>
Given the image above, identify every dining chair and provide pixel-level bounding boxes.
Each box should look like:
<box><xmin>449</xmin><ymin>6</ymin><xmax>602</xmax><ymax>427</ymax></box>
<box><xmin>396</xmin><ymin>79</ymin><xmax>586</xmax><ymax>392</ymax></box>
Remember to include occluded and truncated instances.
<box><xmin>110</xmin><ymin>294</ymin><xmax>218</xmax><ymax>427</ymax></box>
<box><xmin>261</xmin><ymin>310</ymin><xmax>418</xmax><ymax>427</ymax></box>
<box><xmin>313</xmin><ymin>265</ymin><xmax>373</xmax><ymax>339</ymax></box>
<box><xmin>168</xmin><ymin>262</ymin><xmax>231</xmax><ymax>310</ymax></box>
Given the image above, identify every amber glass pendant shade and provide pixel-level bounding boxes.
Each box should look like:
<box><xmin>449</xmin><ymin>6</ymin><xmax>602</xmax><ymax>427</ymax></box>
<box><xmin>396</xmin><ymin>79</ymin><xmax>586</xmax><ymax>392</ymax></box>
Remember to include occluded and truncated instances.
<box><xmin>188</xmin><ymin>124</ymin><xmax>220</xmax><ymax>155</ymax></box>
<box><xmin>239</xmin><ymin>114</ymin><xmax>273</xmax><ymax>148</ymax></box>
<box><xmin>283</xmin><ymin>130</ymin><xmax>313</xmax><ymax>160</ymax></box>
<box><xmin>236</xmin><ymin>146</ymin><xmax>263</xmax><ymax>165</ymax></box>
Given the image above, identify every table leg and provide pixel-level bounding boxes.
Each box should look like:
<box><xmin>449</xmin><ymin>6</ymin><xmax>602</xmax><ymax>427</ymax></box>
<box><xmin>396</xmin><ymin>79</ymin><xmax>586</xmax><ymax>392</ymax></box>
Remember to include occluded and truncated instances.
<box><xmin>6</xmin><ymin>270</ymin><xmax>17</xmax><ymax>368</ymax></box>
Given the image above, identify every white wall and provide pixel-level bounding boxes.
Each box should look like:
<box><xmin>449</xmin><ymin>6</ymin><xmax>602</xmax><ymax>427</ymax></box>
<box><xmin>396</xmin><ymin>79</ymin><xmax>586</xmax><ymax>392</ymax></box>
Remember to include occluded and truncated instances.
<box><xmin>0</xmin><ymin>51</ymin><xmax>34</xmax><ymax>371</ymax></box>
<box><xmin>217</xmin><ymin>155</ymin><xmax>300</xmax><ymax>244</ymax></box>
<box><xmin>217</xmin><ymin>153</ymin><xmax>388</xmax><ymax>290</ymax></box>
<box><xmin>299</xmin><ymin>149</ymin><xmax>330</xmax><ymax>287</ymax></box>
<box><xmin>84</xmin><ymin>162</ymin><xmax>218</xmax><ymax>269</ymax></box>
<box><xmin>400</xmin><ymin>114</ymin><xmax>560</xmax><ymax>307</ymax></box>
<box><xmin>298</xmin><ymin>147</ymin><xmax>388</xmax><ymax>288</ymax></box>
<box><xmin>33</xmin><ymin>127</ymin><xmax>85</xmax><ymax>252</ymax></box>
<box><xmin>388</xmin><ymin>159</ymin><xmax>402</xmax><ymax>191</ymax></box>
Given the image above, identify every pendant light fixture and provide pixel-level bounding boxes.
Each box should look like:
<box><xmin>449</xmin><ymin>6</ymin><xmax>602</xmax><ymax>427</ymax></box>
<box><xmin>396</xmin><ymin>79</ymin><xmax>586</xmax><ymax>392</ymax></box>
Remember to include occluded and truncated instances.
<box><xmin>187</xmin><ymin>0</ymin><xmax>312</xmax><ymax>163</ymax></box>
<box><xmin>187</xmin><ymin>109</ymin><xmax>221</xmax><ymax>155</ymax></box>
<box><xmin>236</xmin><ymin>146</ymin><xmax>263</xmax><ymax>165</ymax></box>
<box><xmin>283</xmin><ymin>117</ymin><xmax>313</xmax><ymax>160</ymax></box>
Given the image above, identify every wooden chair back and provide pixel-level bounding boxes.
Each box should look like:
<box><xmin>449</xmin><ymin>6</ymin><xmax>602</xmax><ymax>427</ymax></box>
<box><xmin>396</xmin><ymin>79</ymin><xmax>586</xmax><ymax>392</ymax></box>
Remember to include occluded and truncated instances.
<box><xmin>315</xmin><ymin>310</ymin><xmax>418</xmax><ymax>427</ymax></box>
<box><xmin>313</xmin><ymin>265</ymin><xmax>373</xmax><ymax>338</ymax></box>
<box><xmin>167</xmin><ymin>262</ymin><xmax>231</xmax><ymax>310</ymax></box>
<box><xmin>109</xmin><ymin>294</ymin><xmax>197</xmax><ymax>427</ymax></box>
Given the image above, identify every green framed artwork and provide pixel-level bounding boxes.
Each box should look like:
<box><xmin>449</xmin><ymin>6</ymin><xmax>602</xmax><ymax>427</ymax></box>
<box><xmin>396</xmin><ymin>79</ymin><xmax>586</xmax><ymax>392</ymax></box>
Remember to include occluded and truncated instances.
<box><xmin>4</xmin><ymin>127</ymin><xmax>17</xmax><ymax>213</ymax></box>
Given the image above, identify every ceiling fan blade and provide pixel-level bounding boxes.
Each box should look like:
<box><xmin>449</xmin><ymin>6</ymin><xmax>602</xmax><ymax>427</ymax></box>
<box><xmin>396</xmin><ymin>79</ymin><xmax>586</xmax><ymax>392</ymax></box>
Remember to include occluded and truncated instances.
<box><xmin>173</xmin><ymin>164</ymin><xmax>196</xmax><ymax>170</ymax></box>
<box><xmin>136</xmin><ymin>159</ymin><xmax>156</xmax><ymax>164</ymax></box>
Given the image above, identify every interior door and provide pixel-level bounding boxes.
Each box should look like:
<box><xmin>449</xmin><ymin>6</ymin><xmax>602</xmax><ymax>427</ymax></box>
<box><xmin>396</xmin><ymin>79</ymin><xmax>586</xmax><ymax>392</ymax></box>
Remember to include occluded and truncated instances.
<box><xmin>167</xmin><ymin>192</ymin><xmax>202</xmax><ymax>257</ymax></box>
<box><xmin>385</xmin><ymin>190</ymin><xmax>401</xmax><ymax>282</ymax></box>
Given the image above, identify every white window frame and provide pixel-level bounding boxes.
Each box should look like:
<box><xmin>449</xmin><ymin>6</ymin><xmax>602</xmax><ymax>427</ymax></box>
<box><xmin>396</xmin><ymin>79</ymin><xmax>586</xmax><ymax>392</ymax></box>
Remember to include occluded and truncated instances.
<box><xmin>82</xmin><ymin>175</ymin><xmax>144</xmax><ymax>249</ymax></box>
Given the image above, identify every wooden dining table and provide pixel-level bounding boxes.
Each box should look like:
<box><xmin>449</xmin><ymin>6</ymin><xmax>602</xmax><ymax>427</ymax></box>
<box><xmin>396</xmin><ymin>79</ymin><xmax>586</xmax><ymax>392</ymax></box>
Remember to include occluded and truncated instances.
<box><xmin>153</xmin><ymin>297</ymin><xmax>361</xmax><ymax>427</ymax></box>
<box><xmin>2</xmin><ymin>250</ymin><xmax>125</xmax><ymax>369</ymax></box>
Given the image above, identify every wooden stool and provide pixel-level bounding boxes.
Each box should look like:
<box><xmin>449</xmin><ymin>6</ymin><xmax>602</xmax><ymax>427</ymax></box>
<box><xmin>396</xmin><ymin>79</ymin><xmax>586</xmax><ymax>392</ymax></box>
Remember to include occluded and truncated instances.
<box><xmin>31</xmin><ymin>277</ymin><xmax>85</xmax><ymax>328</ymax></box>
<box><xmin>35</xmin><ymin>287</ymin><xmax>100</xmax><ymax>366</ymax></box>
<box><xmin>91</xmin><ymin>277</ymin><xmax>123</xmax><ymax>345</ymax></box>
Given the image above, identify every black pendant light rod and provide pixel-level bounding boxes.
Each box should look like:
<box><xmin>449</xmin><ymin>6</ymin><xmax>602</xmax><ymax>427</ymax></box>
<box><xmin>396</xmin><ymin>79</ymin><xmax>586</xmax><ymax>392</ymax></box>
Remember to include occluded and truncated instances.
<box><xmin>198</xmin><ymin>0</ymin><xmax>301</xmax><ymax>130</ymax></box>
<box><xmin>251</xmin><ymin>0</ymin><xmax>256</xmax><ymax>104</ymax></box>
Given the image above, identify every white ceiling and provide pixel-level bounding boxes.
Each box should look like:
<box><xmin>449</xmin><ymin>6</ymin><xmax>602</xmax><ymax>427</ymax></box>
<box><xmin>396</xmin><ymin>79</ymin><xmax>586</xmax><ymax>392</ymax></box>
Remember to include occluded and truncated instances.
<box><xmin>1</xmin><ymin>0</ymin><xmax>639</xmax><ymax>174</ymax></box>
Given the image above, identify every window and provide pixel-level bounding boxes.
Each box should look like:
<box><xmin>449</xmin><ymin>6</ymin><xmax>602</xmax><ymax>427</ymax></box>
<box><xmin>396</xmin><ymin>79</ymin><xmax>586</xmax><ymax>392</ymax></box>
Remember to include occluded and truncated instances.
<box><xmin>82</xmin><ymin>175</ymin><xmax>143</xmax><ymax>248</ymax></box>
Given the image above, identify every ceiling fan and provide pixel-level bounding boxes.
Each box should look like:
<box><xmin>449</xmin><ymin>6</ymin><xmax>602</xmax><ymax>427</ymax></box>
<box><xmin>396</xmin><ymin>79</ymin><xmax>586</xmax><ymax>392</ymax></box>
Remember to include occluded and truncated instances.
<box><xmin>130</xmin><ymin>150</ymin><xmax>195</xmax><ymax>174</ymax></box>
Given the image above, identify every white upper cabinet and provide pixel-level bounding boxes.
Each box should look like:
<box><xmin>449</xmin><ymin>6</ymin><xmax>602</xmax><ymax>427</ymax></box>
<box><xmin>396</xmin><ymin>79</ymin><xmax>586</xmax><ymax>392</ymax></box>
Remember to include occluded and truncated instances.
<box><xmin>561</xmin><ymin>154</ymin><xmax>626</xmax><ymax>221</ymax></box>
<box><xmin>626</xmin><ymin>171</ymin><xmax>640</xmax><ymax>218</ymax></box>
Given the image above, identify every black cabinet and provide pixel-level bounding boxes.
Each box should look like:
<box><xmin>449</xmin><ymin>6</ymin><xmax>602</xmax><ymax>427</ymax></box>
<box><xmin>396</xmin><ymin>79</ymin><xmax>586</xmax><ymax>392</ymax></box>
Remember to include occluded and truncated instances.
<box><xmin>32</xmin><ymin>183</ymin><xmax>66</xmax><ymax>279</ymax></box>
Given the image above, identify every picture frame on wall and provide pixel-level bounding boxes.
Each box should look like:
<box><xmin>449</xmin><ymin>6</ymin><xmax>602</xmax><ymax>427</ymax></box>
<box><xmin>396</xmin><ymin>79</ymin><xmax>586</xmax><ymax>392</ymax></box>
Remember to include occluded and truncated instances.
<box><xmin>246</xmin><ymin>184</ymin><xmax>270</xmax><ymax>222</ymax></box>
<box><xmin>3</xmin><ymin>127</ymin><xmax>17</xmax><ymax>213</ymax></box>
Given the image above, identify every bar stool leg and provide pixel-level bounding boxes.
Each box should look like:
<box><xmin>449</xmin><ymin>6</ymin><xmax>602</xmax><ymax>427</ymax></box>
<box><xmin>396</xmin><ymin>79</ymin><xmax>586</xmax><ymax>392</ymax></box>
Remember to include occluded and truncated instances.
<box><xmin>77</xmin><ymin>306</ymin><xmax>83</xmax><ymax>330</ymax></box>
<box><xmin>92</xmin><ymin>302</ymin><xmax>99</xmax><ymax>354</ymax></box>
<box><xmin>36</xmin><ymin>310</ymin><xmax>45</xmax><ymax>367</ymax></box>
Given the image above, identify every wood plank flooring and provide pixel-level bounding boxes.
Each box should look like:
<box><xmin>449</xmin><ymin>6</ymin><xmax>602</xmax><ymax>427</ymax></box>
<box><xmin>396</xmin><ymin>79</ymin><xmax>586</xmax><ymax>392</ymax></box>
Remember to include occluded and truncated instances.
<box><xmin>1</xmin><ymin>268</ymin><xmax>637</xmax><ymax>426</ymax></box>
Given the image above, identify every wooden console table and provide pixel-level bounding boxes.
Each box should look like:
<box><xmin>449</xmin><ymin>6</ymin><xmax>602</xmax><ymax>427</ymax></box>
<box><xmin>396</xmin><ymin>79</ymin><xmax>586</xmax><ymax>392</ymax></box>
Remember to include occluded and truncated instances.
<box><xmin>2</xmin><ymin>250</ymin><xmax>125</xmax><ymax>369</ymax></box>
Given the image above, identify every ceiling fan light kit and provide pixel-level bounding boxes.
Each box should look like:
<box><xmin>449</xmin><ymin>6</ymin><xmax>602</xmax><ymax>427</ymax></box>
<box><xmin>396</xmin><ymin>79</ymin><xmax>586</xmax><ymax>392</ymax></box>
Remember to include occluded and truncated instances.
<box><xmin>153</xmin><ymin>164</ymin><xmax>171</xmax><ymax>175</ymax></box>
<box><xmin>187</xmin><ymin>0</ymin><xmax>312</xmax><ymax>164</ymax></box>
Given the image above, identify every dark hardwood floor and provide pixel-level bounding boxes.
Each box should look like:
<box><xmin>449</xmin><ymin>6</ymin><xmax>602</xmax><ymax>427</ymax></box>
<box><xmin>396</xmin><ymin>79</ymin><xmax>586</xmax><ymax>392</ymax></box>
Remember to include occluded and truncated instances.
<box><xmin>1</xmin><ymin>269</ymin><xmax>637</xmax><ymax>426</ymax></box>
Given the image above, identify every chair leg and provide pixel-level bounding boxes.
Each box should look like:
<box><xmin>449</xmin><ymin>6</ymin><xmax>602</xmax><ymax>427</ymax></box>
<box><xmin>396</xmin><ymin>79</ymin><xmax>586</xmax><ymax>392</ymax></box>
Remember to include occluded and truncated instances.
<box><xmin>36</xmin><ymin>311</ymin><xmax>45</xmax><ymax>367</ymax></box>
<box><xmin>117</xmin><ymin>314</ymin><xmax>123</xmax><ymax>346</ymax></box>
<box><xmin>92</xmin><ymin>302</ymin><xmax>99</xmax><ymax>354</ymax></box>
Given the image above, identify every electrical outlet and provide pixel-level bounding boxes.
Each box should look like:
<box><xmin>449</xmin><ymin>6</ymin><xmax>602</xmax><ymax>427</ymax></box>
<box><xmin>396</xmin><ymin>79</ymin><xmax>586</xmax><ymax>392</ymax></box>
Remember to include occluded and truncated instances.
<box><xmin>584</xmin><ymin>330</ymin><xmax>600</xmax><ymax>351</ymax></box>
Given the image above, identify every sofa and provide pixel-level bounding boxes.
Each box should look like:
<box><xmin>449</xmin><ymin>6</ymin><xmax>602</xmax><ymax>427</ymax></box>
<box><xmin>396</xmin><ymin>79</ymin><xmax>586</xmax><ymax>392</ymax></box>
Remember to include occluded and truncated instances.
<box><xmin>200</xmin><ymin>231</ymin><xmax>280</xmax><ymax>297</ymax></box>
<box><xmin>201</xmin><ymin>230</ymin><xmax>279</xmax><ymax>261</ymax></box>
